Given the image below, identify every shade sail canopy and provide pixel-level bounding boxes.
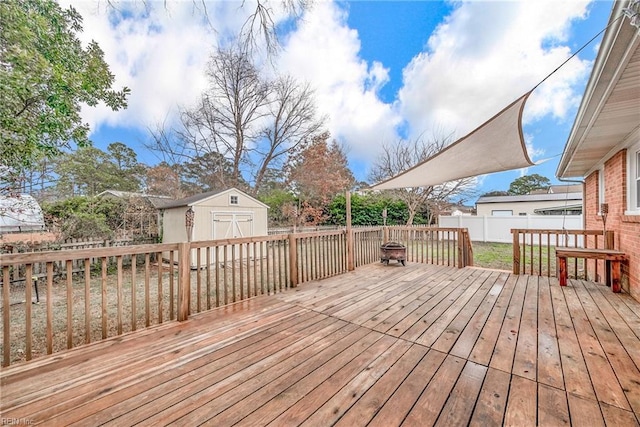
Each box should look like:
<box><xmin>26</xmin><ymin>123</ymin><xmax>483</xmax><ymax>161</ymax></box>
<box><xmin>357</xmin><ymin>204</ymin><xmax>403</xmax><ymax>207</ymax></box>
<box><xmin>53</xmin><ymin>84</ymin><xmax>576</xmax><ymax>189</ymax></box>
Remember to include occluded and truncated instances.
<box><xmin>371</xmin><ymin>92</ymin><xmax>534</xmax><ymax>190</ymax></box>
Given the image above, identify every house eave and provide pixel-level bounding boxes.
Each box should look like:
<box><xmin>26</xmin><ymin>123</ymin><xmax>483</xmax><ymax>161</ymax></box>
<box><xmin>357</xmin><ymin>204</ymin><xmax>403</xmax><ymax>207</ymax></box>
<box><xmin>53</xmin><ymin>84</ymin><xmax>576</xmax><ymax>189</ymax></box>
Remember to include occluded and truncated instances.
<box><xmin>557</xmin><ymin>1</ymin><xmax>640</xmax><ymax>178</ymax></box>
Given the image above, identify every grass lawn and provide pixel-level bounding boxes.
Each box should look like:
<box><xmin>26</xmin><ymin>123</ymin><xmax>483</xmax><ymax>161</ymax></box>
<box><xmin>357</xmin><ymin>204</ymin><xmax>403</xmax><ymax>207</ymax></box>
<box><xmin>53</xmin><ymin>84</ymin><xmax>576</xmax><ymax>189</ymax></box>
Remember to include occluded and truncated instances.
<box><xmin>470</xmin><ymin>241</ymin><xmax>514</xmax><ymax>271</ymax></box>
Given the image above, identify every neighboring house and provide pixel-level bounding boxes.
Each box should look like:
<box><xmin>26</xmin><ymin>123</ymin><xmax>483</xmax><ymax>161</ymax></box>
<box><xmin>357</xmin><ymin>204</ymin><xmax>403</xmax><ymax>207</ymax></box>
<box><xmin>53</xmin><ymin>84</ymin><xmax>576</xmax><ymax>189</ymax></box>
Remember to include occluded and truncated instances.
<box><xmin>439</xmin><ymin>203</ymin><xmax>475</xmax><ymax>216</ymax></box>
<box><xmin>557</xmin><ymin>0</ymin><xmax>640</xmax><ymax>301</ymax></box>
<box><xmin>0</xmin><ymin>194</ymin><xmax>45</xmax><ymax>233</ymax></box>
<box><xmin>476</xmin><ymin>192</ymin><xmax>583</xmax><ymax>216</ymax></box>
<box><xmin>528</xmin><ymin>184</ymin><xmax>583</xmax><ymax>195</ymax></box>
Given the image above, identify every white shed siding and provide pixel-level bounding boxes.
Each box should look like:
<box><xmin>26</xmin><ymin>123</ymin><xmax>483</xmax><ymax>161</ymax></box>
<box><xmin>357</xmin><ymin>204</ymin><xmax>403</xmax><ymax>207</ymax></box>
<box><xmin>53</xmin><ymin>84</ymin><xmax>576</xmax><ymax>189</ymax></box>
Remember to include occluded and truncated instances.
<box><xmin>161</xmin><ymin>188</ymin><xmax>268</xmax><ymax>267</ymax></box>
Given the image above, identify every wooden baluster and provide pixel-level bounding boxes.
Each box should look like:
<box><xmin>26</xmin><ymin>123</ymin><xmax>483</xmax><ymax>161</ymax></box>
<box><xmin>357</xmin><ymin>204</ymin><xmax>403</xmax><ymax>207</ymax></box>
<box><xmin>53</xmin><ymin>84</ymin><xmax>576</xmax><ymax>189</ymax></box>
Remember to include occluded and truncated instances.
<box><xmin>224</xmin><ymin>245</ymin><xmax>229</xmax><ymax>303</ymax></box>
<box><xmin>66</xmin><ymin>259</ymin><xmax>73</xmax><ymax>349</ymax></box>
<box><xmin>84</xmin><ymin>258</ymin><xmax>92</xmax><ymax>341</ymax></box>
<box><xmin>205</xmin><ymin>247</ymin><xmax>211</xmax><ymax>309</ymax></box>
<box><xmin>131</xmin><ymin>255</ymin><xmax>136</xmax><ymax>332</ymax></box>
<box><xmin>231</xmin><ymin>245</ymin><xmax>237</xmax><ymax>302</ymax></box>
<box><xmin>214</xmin><ymin>245</ymin><xmax>220</xmax><ymax>306</ymax></box>
<box><xmin>259</xmin><ymin>242</ymin><xmax>265</xmax><ymax>295</ymax></box>
<box><xmin>102</xmin><ymin>257</ymin><xmax>109</xmax><ymax>338</ymax></box>
<box><xmin>245</xmin><ymin>243</ymin><xmax>251</xmax><ymax>296</ymax></box>
<box><xmin>144</xmin><ymin>254</ymin><xmax>150</xmax><ymax>328</ymax></box>
<box><xmin>46</xmin><ymin>262</ymin><xmax>53</xmax><ymax>355</ymax></box>
<box><xmin>197</xmin><ymin>247</ymin><xmax>202</xmax><ymax>311</ymax></box>
<box><xmin>117</xmin><ymin>255</ymin><xmax>123</xmax><ymax>334</ymax></box>
<box><xmin>157</xmin><ymin>253</ymin><xmax>163</xmax><ymax>324</ymax></box>
<box><xmin>25</xmin><ymin>265</ymin><xmax>32</xmax><ymax>361</ymax></box>
<box><xmin>264</xmin><ymin>243</ymin><xmax>270</xmax><ymax>295</ymax></box>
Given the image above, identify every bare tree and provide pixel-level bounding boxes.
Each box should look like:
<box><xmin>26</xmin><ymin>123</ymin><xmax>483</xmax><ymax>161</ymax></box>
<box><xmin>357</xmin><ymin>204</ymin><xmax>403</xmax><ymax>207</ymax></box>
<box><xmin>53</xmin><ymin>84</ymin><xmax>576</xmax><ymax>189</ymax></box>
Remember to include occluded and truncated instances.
<box><xmin>147</xmin><ymin>47</ymin><xmax>324</xmax><ymax>195</ymax></box>
<box><xmin>107</xmin><ymin>1</ymin><xmax>311</xmax><ymax>57</ymax></box>
<box><xmin>239</xmin><ymin>0</ymin><xmax>311</xmax><ymax>56</ymax></box>
<box><xmin>369</xmin><ymin>135</ymin><xmax>476</xmax><ymax>225</ymax></box>
<box><xmin>252</xmin><ymin>75</ymin><xmax>325</xmax><ymax>193</ymax></box>
<box><xmin>199</xmin><ymin>45</ymin><xmax>269</xmax><ymax>184</ymax></box>
<box><xmin>147</xmin><ymin>45</ymin><xmax>268</xmax><ymax>189</ymax></box>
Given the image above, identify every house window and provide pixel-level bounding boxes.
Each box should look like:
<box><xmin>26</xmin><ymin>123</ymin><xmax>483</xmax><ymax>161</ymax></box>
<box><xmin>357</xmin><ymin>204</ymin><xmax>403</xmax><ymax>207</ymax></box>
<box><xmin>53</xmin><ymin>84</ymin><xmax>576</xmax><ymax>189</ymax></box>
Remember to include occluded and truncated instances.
<box><xmin>491</xmin><ymin>210</ymin><xmax>513</xmax><ymax>216</ymax></box>
<box><xmin>230</xmin><ymin>195</ymin><xmax>239</xmax><ymax>205</ymax></box>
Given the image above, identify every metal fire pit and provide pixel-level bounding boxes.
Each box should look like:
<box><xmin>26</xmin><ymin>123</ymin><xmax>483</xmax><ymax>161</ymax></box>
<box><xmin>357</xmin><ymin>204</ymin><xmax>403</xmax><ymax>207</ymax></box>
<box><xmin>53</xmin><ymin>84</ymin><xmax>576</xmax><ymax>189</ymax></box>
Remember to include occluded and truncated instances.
<box><xmin>380</xmin><ymin>242</ymin><xmax>406</xmax><ymax>266</ymax></box>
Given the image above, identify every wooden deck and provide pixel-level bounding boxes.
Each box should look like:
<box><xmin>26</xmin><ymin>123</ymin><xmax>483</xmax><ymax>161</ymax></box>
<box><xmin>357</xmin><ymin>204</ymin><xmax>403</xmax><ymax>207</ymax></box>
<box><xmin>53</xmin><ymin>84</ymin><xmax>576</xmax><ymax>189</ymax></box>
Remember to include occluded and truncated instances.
<box><xmin>2</xmin><ymin>263</ymin><xmax>640</xmax><ymax>426</ymax></box>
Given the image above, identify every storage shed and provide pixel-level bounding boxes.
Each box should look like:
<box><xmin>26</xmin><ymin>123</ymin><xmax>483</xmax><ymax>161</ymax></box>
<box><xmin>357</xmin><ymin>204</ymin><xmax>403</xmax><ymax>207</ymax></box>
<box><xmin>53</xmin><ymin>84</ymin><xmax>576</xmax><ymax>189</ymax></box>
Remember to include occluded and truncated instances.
<box><xmin>161</xmin><ymin>187</ymin><xmax>269</xmax><ymax>245</ymax></box>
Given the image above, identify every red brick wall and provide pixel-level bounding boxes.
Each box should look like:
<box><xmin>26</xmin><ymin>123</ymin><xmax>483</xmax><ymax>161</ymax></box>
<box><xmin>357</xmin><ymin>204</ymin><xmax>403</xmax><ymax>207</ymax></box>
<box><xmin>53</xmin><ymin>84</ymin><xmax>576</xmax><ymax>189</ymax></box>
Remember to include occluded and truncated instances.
<box><xmin>584</xmin><ymin>149</ymin><xmax>640</xmax><ymax>301</ymax></box>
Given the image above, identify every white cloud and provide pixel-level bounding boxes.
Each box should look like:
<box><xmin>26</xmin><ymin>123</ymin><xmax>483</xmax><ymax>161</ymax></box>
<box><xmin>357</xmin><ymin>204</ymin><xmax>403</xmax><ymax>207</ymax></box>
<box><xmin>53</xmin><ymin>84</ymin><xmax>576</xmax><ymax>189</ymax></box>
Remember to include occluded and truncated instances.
<box><xmin>276</xmin><ymin>2</ymin><xmax>402</xmax><ymax>167</ymax></box>
<box><xmin>398</xmin><ymin>0</ymin><xmax>592</xmax><ymax>141</ymax></box>
<box><xmin>59</xmin><ymin>1</ymin><xmax>258</xmax><ymax>133</ymax></box>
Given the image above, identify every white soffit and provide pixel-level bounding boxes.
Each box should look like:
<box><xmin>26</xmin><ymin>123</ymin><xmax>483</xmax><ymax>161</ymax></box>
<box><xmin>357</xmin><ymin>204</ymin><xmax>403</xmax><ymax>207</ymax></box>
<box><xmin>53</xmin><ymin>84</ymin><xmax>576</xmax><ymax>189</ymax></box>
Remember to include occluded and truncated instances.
<box><xmin>371</xmin><ymin>92</ymin><xmax>534</xmax><ymax>190</ymax></box>
<box><xmin>557</xmin><ymin>1</ymin><xmax>640</xmax><ymax>178</ymax></box>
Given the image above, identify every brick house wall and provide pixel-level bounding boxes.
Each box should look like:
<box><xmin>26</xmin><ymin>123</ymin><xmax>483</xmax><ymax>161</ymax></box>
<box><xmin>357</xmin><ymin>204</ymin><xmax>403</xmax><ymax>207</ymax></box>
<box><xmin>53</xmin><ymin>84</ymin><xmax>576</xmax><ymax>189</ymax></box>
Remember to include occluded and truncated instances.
<box><xmin>584</xmin><ymin>149</ymin><xmax>639</xmax><ymax>301</ymax></box>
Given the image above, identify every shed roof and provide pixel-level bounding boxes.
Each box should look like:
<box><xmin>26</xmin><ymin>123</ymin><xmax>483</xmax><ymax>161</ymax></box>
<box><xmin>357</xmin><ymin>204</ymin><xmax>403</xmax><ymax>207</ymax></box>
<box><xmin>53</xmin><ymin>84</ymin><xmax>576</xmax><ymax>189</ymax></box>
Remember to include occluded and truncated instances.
<box><xmin>161</xmin><ymin>188</ymin><xmax>269</xmax><ymax>209</ymax></box>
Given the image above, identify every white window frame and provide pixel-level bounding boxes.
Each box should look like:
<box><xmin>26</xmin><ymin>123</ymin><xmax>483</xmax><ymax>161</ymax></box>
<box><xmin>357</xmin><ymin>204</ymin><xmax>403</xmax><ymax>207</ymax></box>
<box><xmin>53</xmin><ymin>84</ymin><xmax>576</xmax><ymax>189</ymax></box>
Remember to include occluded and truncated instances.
<box><xmin>626</xmin><ymin>141</ymin><xmax>640</xmax><ymax>215</ymax></box>
<box><xmin>598</xmin><ymin>166</ymin><xmax>605</xmax><ymax>211</ymax></box>
<box><xmin>229</xmin><ymin>195</ymin><xmax>239</xmax><ymax>205</ymax></box>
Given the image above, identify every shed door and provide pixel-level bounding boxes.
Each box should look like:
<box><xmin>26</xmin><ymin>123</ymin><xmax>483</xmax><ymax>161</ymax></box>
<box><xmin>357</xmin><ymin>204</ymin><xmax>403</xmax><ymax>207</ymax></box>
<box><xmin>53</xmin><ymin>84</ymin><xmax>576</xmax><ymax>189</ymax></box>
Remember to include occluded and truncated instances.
<box><xmin>212</xmin><ymin>212</ymin><xmax>254</xmax><ymax>239</ymax></box>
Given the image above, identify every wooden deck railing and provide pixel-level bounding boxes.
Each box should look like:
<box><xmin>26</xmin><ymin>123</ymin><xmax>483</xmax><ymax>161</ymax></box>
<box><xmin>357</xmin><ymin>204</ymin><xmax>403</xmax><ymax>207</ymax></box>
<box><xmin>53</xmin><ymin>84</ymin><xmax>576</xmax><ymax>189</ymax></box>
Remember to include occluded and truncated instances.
<box><xmin>1</xmin><ymin>243</ymin><xmax>181</xmax><ymax>366</ymax></box>
<box><xmin>386</xmin><ymin>227</ymin><xmax>473</xmax><ymax>268</ymax></box>
<box><xmin>511</xmin><ymin>228</ymin><xmax>613</xmax><ymax>279</ymax></box>
<box><xmin>0</xmin><ymin>226</ymin><xmax>473</xmax><ymax>366</ymax></box>
<box><xmin>353</xmin><ymin>227</ymin><xmax>385</xmax><ymax>267</ymax></box>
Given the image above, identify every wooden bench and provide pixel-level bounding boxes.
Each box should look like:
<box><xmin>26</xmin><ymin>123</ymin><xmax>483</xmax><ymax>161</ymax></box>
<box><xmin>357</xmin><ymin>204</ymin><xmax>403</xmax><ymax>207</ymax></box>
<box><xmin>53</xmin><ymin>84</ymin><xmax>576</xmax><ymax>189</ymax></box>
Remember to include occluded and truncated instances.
<box><xmin>556</xmin><ymin>247</ymin><xmax>627</xmax><ymax>292</ymax></box>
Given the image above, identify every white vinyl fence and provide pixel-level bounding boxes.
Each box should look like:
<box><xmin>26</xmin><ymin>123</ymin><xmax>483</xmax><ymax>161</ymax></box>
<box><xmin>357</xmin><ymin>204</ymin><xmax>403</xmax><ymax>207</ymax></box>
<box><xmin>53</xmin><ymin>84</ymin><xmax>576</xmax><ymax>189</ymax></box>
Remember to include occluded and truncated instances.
<box><xmin>438</xmin><ymin>215</ymin><xmax>584</xmax><ymax>243</ymax></box>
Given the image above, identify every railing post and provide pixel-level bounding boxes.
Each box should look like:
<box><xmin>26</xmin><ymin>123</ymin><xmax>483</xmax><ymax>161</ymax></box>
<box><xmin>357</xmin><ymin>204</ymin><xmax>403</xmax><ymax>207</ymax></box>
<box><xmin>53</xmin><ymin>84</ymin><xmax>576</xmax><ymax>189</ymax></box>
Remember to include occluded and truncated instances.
<box><xmin>288</xmin><ymin>234</ymin><xmax>298</xmax><ymax>287</ymax></box>
<box><xmin>512</xmin><ymin>229</ymin><xmax>520</xmax><ymax>275</ymax></box>
<box><xmin>460</xmin><ymin>229</ymin><xmax>473</xmax><ymax>267</ymax></box>
<box><xmin>457</xmin><ymin>229</ymin><xmax>464</xmax><ymax>268</ymax></box>
<box><xmin>3</xmin><ymin>266</ymin><xmax>10</xmax><ymax>367</ymax></box>
<box><xmin>346</xmin><ymin>191</ymin><xmax>354</xmax><ymax>271</ymax></box>
<box><xmin>605</xmin><ymin>230</ymin><xmax>614</xmax><ymax>249</ymax></box>
<box><xmin>178</xmin><ymin>242</ymin><xmax>191</xmax><ymax>321</ymax></box>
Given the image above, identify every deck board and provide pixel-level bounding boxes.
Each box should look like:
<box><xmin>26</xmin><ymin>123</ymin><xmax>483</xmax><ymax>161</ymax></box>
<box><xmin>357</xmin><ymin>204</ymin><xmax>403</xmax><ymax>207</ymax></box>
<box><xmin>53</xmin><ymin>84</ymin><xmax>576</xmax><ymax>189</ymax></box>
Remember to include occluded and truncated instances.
<box><xmin>2</xmin><ymin>263</ymin><xmax>640</xmax><ymax>426</ymax></box>
<box><xmin>549</xmin><ymin>279</ymin><xmax>596</xmax><ymax>400</ymax></box>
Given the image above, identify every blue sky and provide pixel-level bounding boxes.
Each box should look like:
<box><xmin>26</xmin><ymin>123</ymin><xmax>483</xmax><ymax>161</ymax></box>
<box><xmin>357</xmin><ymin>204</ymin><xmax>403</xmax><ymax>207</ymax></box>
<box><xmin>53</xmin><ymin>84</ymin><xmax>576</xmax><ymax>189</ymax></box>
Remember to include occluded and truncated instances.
<box><xmin>63</xmin><ymin>0</ymin><xmax>614</xmax><ymax>199</ymax></box>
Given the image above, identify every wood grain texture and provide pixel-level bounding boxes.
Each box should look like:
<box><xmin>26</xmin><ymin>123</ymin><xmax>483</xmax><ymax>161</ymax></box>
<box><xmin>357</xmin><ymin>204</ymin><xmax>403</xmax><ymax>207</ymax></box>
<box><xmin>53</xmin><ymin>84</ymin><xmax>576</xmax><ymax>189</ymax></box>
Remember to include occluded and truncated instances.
<box><xmin>2</xmin><ymin>263</ymin><xmax>639</xmax><ymax>426</ymax></box>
